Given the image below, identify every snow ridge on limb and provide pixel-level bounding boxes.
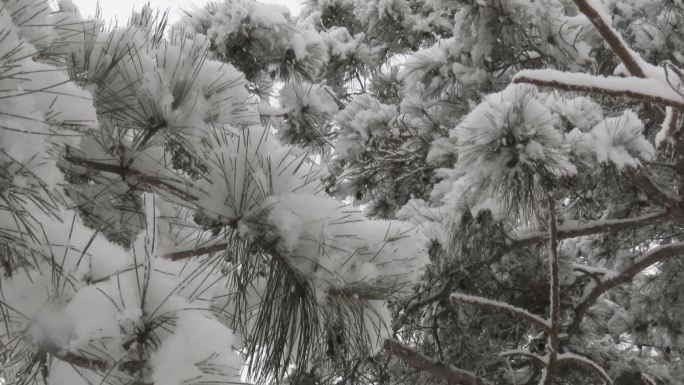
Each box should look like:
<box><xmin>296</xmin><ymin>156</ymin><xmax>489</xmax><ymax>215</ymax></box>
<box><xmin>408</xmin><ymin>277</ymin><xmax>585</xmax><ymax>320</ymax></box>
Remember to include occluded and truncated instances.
<box><xmin>517</xmin><ymin>0</ymin><xmax>684</xmax><ymax>142</ymax></box>
<box><xmin>450</xmin><ymin>292</ymin><xmax>551</xmax><ymax>333</ymax></box>
<box><xmin>557</xmin><ymin>353</ymin><xmax>613</xmax><ymax>385</ymax></box>
<box><xmin>510</xmin><ymin>210</ymin><xmax>669</xmax><ymax>247</ymax></box>
<box><xmin>499</xmin><ymin>350</ymin><xmax>547</xmax><ymax>366</ymax></box>
<box><xmin>512</xmin><ymin>70</ymin><xmax>684</xmax><ymax>110</ymax></box>
<box><xmin>498</xmin><ymin>350</ymin><xmax>612</xmax><ymax>384</ymax></box>
<box><xmin>384</xmin><ymin>339</ymin><xmax>489</xmax><ymax>385</ymax></box>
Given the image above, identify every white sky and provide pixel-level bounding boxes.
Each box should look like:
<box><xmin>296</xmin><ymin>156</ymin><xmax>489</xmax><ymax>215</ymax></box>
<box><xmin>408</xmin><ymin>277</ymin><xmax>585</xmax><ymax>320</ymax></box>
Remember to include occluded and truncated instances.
<box><xmin>71</xmin><ymin>0</ymin><xmax>303</xmax><ymax>25</ymax></box>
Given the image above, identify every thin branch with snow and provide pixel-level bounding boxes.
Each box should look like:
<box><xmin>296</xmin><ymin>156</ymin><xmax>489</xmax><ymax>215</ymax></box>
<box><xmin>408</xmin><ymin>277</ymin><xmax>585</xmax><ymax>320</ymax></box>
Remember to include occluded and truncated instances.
<box><xmin>499</xmin><ymin>350</ymin><xmax>547</xmax><ymax>366</ymax></box>
<box><xmin>450</xmin><ymin>293</ymin><xmax>551</xmax><ymax>333</ymax></box>
<box><xmin>571</xmin><ymin>242</ymin><xmax>684</xmax><ymax>331</ymax></box>
<box><xmin>512</xmin><ymin>71</ymin><xmax>684</xmax><ymax>110</ymax></box>
<box><xmin>571</xmin><ymin>0</ymin><xmax>646</xmax><ymax>78</ymax></box>
<box><xmin>557</xmin><ymin>353</ymin><xmax>613</xmax><ymax>385</ymax></box>
<box><xmin>384</xmin><ymin>338</ymin><xmax>489</xmax><ymax>385</ymax></box>
<box><xmin>511</xmin><ymin>211</ymin><xmax>669</xmax><ymax>247</ymax></box>
<box><xmin>542</xmin><ymin>197</ymin><xmax>560</xmax><ymax>385</ymax></box>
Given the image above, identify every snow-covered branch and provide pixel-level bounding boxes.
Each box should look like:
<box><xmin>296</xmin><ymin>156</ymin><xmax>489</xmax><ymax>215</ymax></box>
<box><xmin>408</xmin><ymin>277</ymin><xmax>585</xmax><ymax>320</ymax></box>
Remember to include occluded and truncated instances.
<box><xmin>512</xmin><ymin>211</ymin><xmax>668</xmax><ymax>248</ymax></box>
<box><xmin>450</xmin><ymin>293</ymin><xmax>550</xmax><ymax>333</ymax></box>
<box><xmin>542</xmin><ymin>197</ymin><xmax>561</xmax><ymax>385</ymax></box>
<box><xmin>499</xmin><ymin>350</ymin><xmax>547</xmax><ymax>366</ymax></box>
<box><xmin>384</xmin><ymin>338</ymin><xmax>488</xmax><ymax>385</ymax></box>
<box><xmin>571</xmin><ymin>242</ymin><xmax>684</xmax><ymax>331</ymax></box>
<box><xmin>627</xmin><ymin>169</ymin><xmax>684</xmax><ymax>215</ymax></box>
<box><xmin>512</xmin><ymin>71</ymin><xmax>684</xmax><ymax>110</ymax></box>
<box><xmin>498</xmin><ymin>351</ymin><xmax>613</xmax><ymax>384</ymax></box>
<box><xmin>571</xmin><ymin>0</ymin><xmax>646</xmax><ymax>78</ymax></box>
<box><xmin>163</xmin><ymin>242</ymin><xmax>231</xmax><ymax>261</ymax></box>
<box><xmin>40</xmin><ymin>340</ymin><xmax>146</xmax><ymax>379</ymax></box>
<box><xmin>63</xmin><ymin>153</ymin><xmax>200</xmax><ymax>202</ymax></box>
<box><xmin>557</xmin><ymin>353</ymin><xmax>612</xmax><ymax>385</ymax></box>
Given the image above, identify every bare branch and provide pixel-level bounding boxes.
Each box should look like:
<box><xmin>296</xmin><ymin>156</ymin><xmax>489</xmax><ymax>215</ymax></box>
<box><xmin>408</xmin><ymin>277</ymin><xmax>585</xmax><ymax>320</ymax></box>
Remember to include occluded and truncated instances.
<box><xmin>384</xmin><ymin>338</ymin><xmax>489</xmax><ymax>385</ymax></box>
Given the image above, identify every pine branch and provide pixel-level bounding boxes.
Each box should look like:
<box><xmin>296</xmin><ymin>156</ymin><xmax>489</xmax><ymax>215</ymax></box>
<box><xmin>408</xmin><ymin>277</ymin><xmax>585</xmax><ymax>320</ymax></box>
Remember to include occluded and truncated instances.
<box><xmin>542</xmin><ymin>197</ymin><xmax>560</xmax><ymax>385</ymax></box>
<box><xmin>512</xmin><ymin>71</ymin><xmax>684</xmax><ymax>110</ymax></box>
<box><xmin>383</xmin><ymin>338</ymin><xmax>489</xmax><ymax>385</ymax></box>
<box><xmin>450</xmin><ymin>293</ymin><xmax>551</xmax><ymax>333</ymax></box>
<box><xmin>571</xmin><ymin>242</ymin><xmax>684</xmax><ymax>331</ymax></box>
<box><xmin>571</xmin><ymin>0</ymin><xmax>646</xmax><ymax>78</ymax></box>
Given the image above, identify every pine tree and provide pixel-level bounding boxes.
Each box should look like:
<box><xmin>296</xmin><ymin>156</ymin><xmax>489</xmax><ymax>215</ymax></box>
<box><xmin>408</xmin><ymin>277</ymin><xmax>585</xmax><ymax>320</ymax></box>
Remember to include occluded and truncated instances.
<box><xmin>3</xmin><ymin>0</ymin><xmax>684</xmax><ymax>385</ymax></box>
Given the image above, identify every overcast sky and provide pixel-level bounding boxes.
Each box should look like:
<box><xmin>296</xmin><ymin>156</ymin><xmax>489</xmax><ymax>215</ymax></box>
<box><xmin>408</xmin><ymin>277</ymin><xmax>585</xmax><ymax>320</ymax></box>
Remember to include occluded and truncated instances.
<box><xmin>71</xmin><ymin>0</ymin><xmax>302</xmax><ymax>24</ymax></box>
